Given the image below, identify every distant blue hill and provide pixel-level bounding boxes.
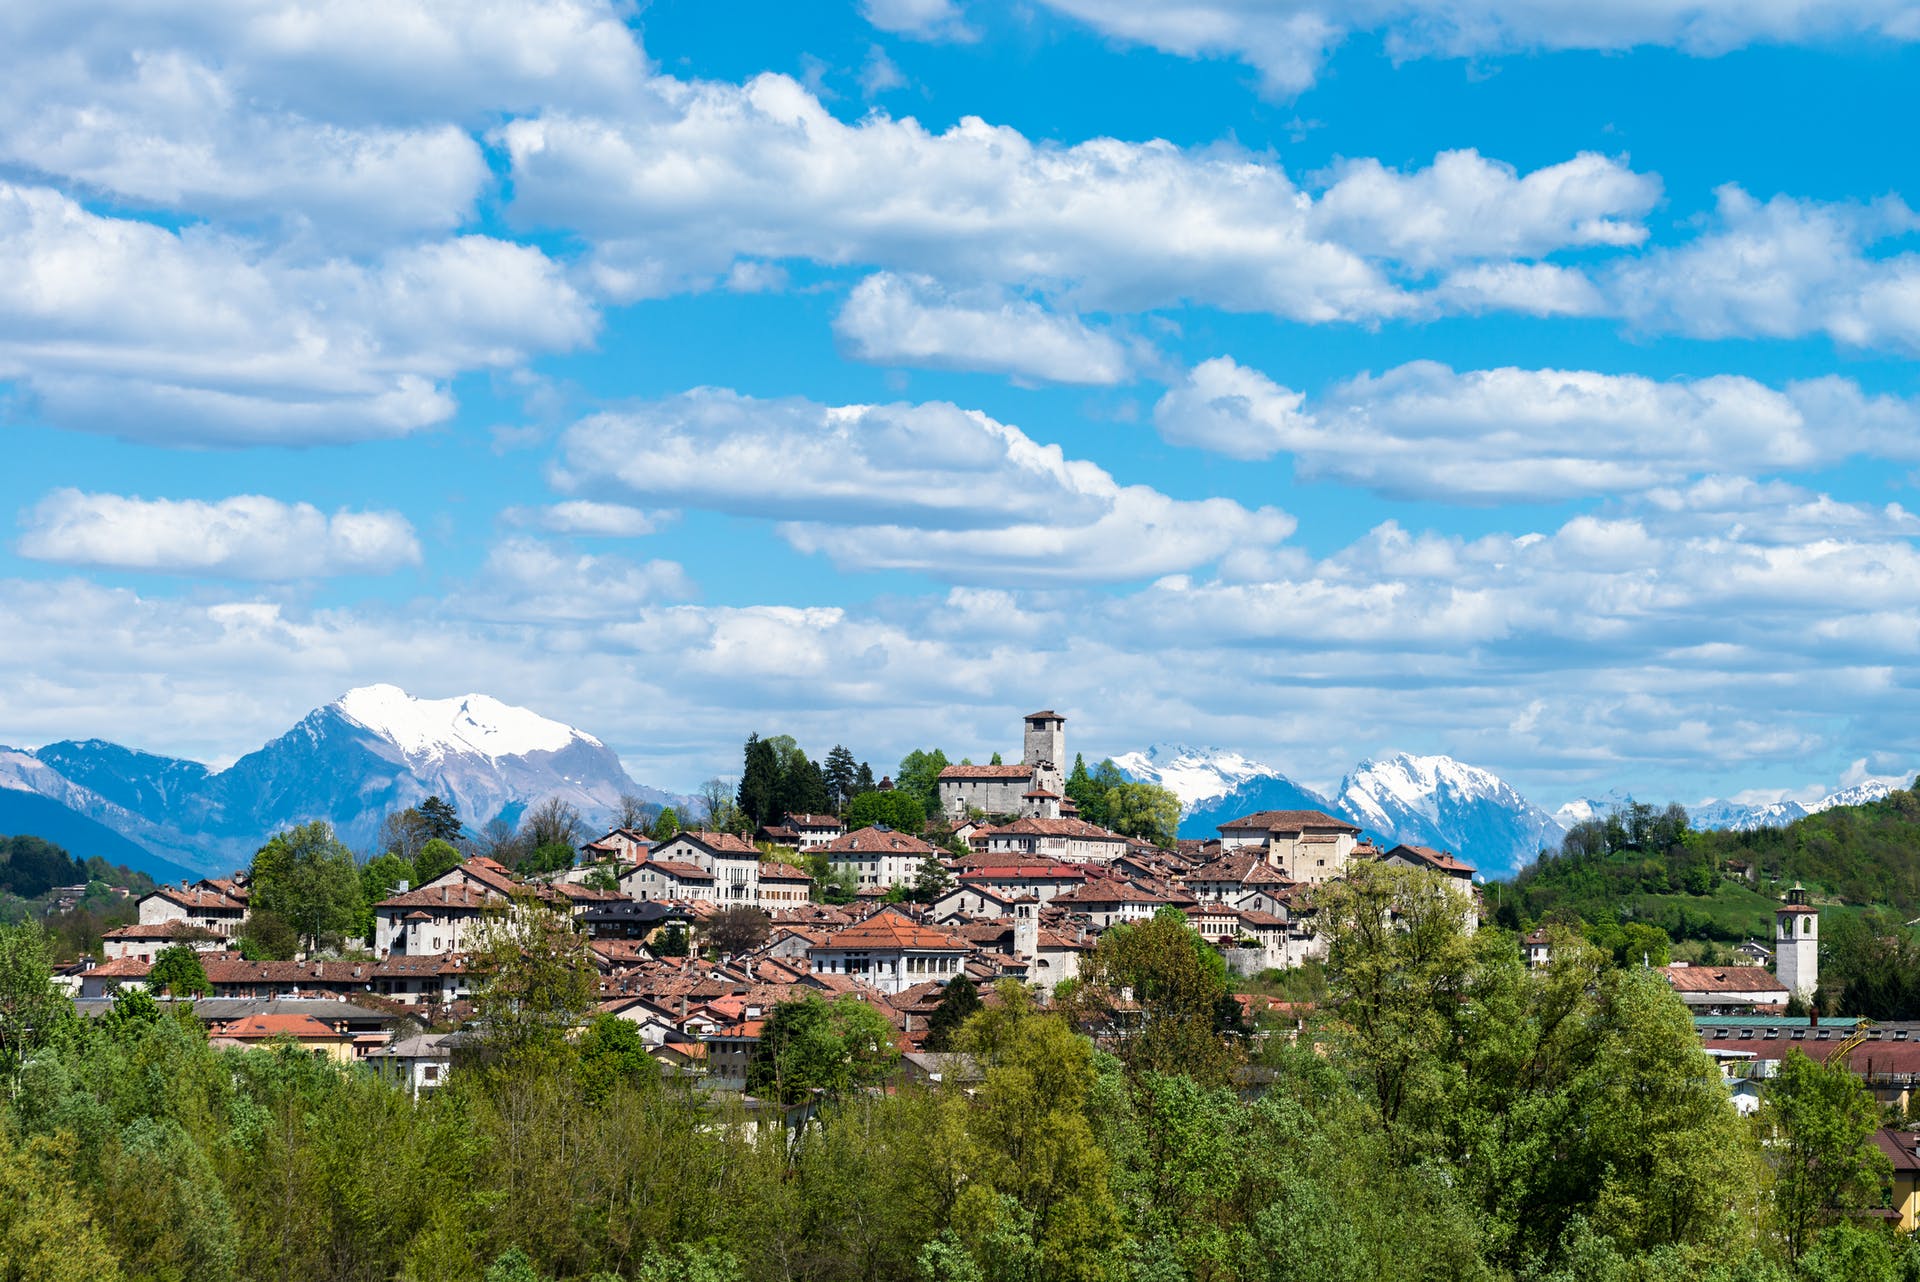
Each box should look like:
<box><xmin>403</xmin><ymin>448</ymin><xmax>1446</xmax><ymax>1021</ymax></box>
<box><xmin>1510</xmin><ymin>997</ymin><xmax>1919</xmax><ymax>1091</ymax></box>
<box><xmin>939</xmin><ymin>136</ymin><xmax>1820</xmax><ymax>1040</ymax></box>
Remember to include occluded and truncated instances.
<box><xmin>0</xmin><ymin>789</ymin><xmax>197</xmax><ymax>885</ymax></box>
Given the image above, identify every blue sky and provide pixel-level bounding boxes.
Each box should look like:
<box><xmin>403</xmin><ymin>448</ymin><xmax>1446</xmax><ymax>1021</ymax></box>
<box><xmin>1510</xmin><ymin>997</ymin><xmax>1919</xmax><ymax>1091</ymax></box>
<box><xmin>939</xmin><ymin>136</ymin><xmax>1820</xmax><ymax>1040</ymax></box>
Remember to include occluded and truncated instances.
<box><xmin>3</xmin><ymin>0</ymin><xmax>1920</xmax><ymax>811</ymax></box>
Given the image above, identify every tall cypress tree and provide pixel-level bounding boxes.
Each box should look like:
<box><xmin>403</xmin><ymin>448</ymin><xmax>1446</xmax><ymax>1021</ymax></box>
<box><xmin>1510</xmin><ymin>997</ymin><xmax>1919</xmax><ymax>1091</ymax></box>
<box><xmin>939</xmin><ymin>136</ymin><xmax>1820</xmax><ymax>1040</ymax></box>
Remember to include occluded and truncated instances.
<box><xmin>737</xmin><ymin>734</ymin><xmax>781</xmax><ymax>826</ymax></box>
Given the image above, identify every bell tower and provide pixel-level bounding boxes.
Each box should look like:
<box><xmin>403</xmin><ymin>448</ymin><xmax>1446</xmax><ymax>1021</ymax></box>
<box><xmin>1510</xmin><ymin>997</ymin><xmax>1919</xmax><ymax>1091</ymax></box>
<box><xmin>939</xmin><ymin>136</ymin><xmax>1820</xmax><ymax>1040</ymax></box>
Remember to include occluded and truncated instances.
<box><xmin>1775</xmin><ymin>883</ymin><xmax>1819</xmax><ymax>999</ymax></box>
<box><xmin>1022</xmin><ymin>709</ymin><xmax>1065</xmax><ymax>795</ymax></box>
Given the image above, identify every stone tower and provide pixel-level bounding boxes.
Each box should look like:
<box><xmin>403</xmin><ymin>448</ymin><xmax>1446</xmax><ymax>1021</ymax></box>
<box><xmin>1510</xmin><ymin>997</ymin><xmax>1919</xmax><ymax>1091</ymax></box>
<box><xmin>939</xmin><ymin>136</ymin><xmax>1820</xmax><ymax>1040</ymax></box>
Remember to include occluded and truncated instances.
<box><xmin>1022</xmin><ymin>709</ymin><xmax>1066</xmax><ymax>795</ymax></box>
<box><xmin>1775</xmin><ymin>883</ymin><xmax>1819</xmax><ymax>999</ymax></box>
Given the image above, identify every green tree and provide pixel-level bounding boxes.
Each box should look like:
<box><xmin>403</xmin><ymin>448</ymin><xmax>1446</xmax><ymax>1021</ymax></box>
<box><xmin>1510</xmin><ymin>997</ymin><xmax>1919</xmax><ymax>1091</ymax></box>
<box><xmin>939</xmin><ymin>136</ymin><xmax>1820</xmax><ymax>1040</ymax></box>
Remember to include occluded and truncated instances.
<box><xmin>648</xmin><ymin>806</ymin><xmax>681</xmax><ymax>841</ymax></box>
<box><xmin>854</xmin><ymin>761</ymin><xmax>877</xmax><ymax>794</ymax></box>
<box><xmin>236</xmin><ymin>909</ymin><xmax>298</xmax><ymax>961</ymax></box>
<box><xmin>522</xmin><ymin>797</ymin><xmax>583</xmax><ymax>850</ymax></box>
<box><xmin>576</xmin><ymin>1013</ymin><xmax>661</xmax><ymax>1105</ymax></box>
<box><xmin>247</xmin><ymin>822</ymin><xmax>363</xmax><ymax>953</ymax></box>
<box><xmin>923</xmin><ymin>974</ymin><xmax>980</xmax><ymax>1052</ymax></box>
<box><xmin>413</xmin><ymin>837</ymin><xmax>464</xmax><ymax>886</ymax></box>
<box><xmin>465</xmin><ymin>905</ymin><xmax>598</xmax><ymax>1076</ymax></box>
<box><xmin>748</xmin><ymin>994</ymin><xmax>899</xmax><ymax>1104</ymax></box>
<box><xmin>147</xmin><ymin>944</ymin><xmax>211</xmax><ymax>998</ymax></box>
<box><xmin>1064</xmin><ymin>754</ymin><xmax>1106</xmax><ymax>827</ymax></box>
<box><xmin>418</xmin><ymin>794</ymin><xmax>464</xmax><ymax>842</ymax></box>
<box><xmin>895</xmin><ymin>748</ymin><xmax>952</xmax><ymax>815</ymax></box>
<box><xmin>737</xmin><ymin>734</ymin><xmax>781</xmax><ymax>826</ymax></box>
<box><xmin>1064</xmin><ymin>906</ymin><xmax>1238</xmax><ymax>1084</ymax></box>
<box><xmin>651</xmin><ymin>924</ymin><xmax>688</xmax><ymax>958</ymax></box>
<box><xmin>1102</xmin><ymin>781</ymin><xmax>1181</xmax><ymax>847</ymax></box>
<box><xmin>358</xmin><ymin>849</ymin><xmax>416</xmax><ymax>938</ymax></box>
<box><xmin>824</xmin><ymin>744</ymin><xmax>860</xmax><ymax>811</ymax></box>
<box><xmin>0</xmin><ymin>1133</ymin><xmax>126</xmax><ymax>1282</ymax></box>
<box><xmin>0</xmin><ymin>922</ymin><xmax>73</xmax><ymax>1083</ymax></box>
<box><xmin>845</xmin><ymin>789</ymin><xmax>927</xmax><ymax>834</ymax></box>
<box><xmin>1760</xmin><ymin>1047</ymin><xmax>1892</xmax><ymax>1261</ymax></box>
<box><xmin>912</xmin><ymin>852</ymin><xmax>955</xmax><ymax>903</ymax></box>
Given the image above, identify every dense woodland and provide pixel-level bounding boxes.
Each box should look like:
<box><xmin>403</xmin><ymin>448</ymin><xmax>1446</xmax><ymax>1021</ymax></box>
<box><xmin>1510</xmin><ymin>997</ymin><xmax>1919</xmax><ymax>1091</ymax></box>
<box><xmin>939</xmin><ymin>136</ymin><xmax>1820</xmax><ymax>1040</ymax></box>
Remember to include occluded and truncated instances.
<box><xmin>0</xmin><ymin>865</ymin><xmax>1913</xmax><ymax>1282</ymax></box>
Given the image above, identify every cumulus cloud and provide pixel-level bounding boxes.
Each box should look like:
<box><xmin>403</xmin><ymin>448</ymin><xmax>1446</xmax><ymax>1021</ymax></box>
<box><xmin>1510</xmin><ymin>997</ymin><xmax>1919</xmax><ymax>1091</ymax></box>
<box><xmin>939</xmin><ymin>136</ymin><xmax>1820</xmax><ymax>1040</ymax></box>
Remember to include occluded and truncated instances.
<box><xmin>501</xmin><ymin>79</ymin><xmax>1654</xmax><ymax>319</ymax></box>
<box><xmin>16</xmin><ymin>490</ymin><xmax>420</xmax><ymax>578</ymax></box>
<box><xmin>0</xmin><ymin>183</ymin><xmax>594</xmax><ymax>445</ymax></box>
<box><xmin>0</xmin><ymin>0</ymin><xmax>649</xmax><ymax>234</ymax></box>
<box><xmin>474</xmin><ymin>537</ymin><xmax>693</xmax><ymax>620</ymax></box>
<box><xmin>552</xmin><ymin>387</ymin><xmax>1295</xmax><ymax>583</ymax></box>
<box><xmin>513</xmin><ymin>501</ymin><xmax>671</xmax><ymax>537</ymax></box>
<box><xmin>834</xmin><ymin>272</ymin><xmax>1137</xmax><ymax>384</ymax></box>
<box><xmin>1033</xmin><ymin>0</ymin><xmax>1920</xmax><ymax>95</ymax></box>
<box><xmin>1153</xmin><ymin>356</ymin><xmax>1920</xmax><ymax>500</ymax></box>
<box><xmin>1607</xmin><ymin>186</ymin><xmax>1920</xmax><ymax>352</ymax></box>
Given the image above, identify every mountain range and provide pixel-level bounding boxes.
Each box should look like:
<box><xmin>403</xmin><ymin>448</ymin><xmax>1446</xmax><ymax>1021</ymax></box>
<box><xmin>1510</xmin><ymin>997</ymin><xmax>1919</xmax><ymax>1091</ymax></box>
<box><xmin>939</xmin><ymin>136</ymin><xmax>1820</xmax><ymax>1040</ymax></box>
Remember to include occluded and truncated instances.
<box><xmin>0</xmin><ymin>686</ymin><xmax>679</xmax><ymax>880</ymax></box>
<box><xmin>1115</xmin><ymin>744</ymin><xmax>1565</xmax><ymax>877</ymax></box>
<box><xmin>1556</xmin><ymin>779</ymin><xmax>1898</xmax><ymax>835</ymax></box>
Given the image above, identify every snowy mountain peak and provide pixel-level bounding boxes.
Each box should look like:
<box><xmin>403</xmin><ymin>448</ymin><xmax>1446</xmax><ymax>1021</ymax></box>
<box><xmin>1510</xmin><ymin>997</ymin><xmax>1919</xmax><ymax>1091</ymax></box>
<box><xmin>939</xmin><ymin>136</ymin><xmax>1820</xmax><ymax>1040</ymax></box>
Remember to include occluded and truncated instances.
<box><xmin>1811</xmin><ymin>780</ymin><xmax>1893</xmax><ymax>812</ymax></box>
<box><xmin>1337</xmin><ymin>752</ymin><xmax>1564</xmax><ymax>876</ymax></box>
<box><xmin>333</xmin><ymin>684</ymin><xmax>600</xmax><ymax>762</ymax></box>
<box><xmin>1343</xmin><ymin>753</ymin><xmax>1513</xmax><ymax>820</ymax></box>
<box><xmin>1111</xmin><ymin>743</ymin><xmax>1280</xmax><ymax>808</ymax></box>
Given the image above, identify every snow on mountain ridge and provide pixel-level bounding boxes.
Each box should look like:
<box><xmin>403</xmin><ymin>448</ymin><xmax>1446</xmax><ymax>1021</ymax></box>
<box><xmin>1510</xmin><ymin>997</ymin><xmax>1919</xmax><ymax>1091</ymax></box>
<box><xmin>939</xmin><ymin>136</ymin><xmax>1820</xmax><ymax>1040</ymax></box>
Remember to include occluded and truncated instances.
<box><xmin>1111</xmin><ymin>743</ymin><xmax>1279</xmax><ymax>807</ymax></box>
<box><xmin>333</xmin><ymin>684</ymin><xmax>598</xmax><ymax>762</ymax></box>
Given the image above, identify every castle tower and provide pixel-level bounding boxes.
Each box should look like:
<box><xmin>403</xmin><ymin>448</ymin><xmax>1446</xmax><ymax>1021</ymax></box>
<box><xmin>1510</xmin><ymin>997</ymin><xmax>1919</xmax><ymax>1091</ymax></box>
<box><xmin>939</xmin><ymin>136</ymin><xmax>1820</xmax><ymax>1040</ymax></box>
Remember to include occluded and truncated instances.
<box><xmin>1775</xmin><ymin>883</ymin><xmax>1819</xmax><ymax>999</ymax></box>
<box><xmin>1022</xmin><ymin>709</ymin><xmax>1065</xmax><ymax>794</ymax></box>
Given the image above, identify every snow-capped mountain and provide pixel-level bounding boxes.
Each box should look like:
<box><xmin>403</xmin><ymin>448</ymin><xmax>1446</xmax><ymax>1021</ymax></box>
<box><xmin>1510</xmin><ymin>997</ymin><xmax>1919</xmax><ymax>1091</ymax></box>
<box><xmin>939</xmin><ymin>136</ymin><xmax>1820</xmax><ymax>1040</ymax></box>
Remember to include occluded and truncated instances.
<box><xmin>1116</xmin><ymin>744</ymin><xmax>1562</xmax><ymax>875</ymax></box>
<box><xmin>1688</xmin><ymin>798</ymin><xmax>1810</xmax><ymax>832</ymax></box>
<box><xmin>1111</xmin><ymin>743</ymin><xmax>1283</xmax><ymax>808</ymax></box>
<box><xmin>1337</xmin><ymin>753</ymin><xmax>1565</xmax><ymax>877</ymax></box>
<box><xmin>1553</xmin><ymin>789</ymin><xmax>1636</xmax><ymax>829</ymax></box>
<box><xmin>2</xmin><ymin>686</ymin><xmax>681</xmax><ymax>877</ymax></box>
<box><xmin>1810</xmin><ymin>780</ymin><xmax>1894</xmax><ymax>812</ymax></box>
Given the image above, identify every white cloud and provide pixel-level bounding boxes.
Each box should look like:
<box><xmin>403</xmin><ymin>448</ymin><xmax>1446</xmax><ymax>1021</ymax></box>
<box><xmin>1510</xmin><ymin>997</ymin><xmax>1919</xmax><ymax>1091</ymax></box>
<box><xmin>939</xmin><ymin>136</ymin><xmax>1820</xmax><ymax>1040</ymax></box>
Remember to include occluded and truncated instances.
<box><xmin>1032</xmin><ymin>1</ymin><xmax>1920</xmax><ymax>95</ymax></box>
<box><xmin>860</xmin><ymin>45</ymin><xmax>909</xmax><ymax>97</ymax></box>
<box><xmin>515</xmin><ymin>501</ymin><xmax>671</xmax><ymax>537</ymax></box>
<box><xmin>834</xmin><ymin>272</ymin><xmax>1136</xmax><ymax>384</ymax></box>
<box><xmin>16</xmin><ymin>490</ymin><xmax>420</xmax><ymax>578</ymax></box>
<box><xmin>552</xmin><ymin>387</ymin><xmax>1295</xmax><ymax>583</ymax></box>
<box><xmin>0</xmin><ymin>0</ymin><xmax>651</xmax><ymax>235</ymax></box>
<box><xmin>1153</xmin><ymin>356</ymin><xmax>1920</xmax><ymax>500</ymax></box>
<box><xmin>1607</xmin><ymin>186</ymin><xmax>1920</xmax><ymax>350</ymax></box>
<box><xmin>475</xmin><ymin>537</ymin><xmax>693</xmax><ymax>620</ymax></box>
<box><xmin>861</xmin><ymin>0</ymin><xmax>976</xmax><ymax>42</ymax></box>
<box><xmin>502</xmin><ymin>78</ymin><xmax>1654</xmax><ymax>320</ymax></box>
<box><xmin>0</xmin><ymin>183</ymin><xmax>594</xmax><ymax>445</ymax></box>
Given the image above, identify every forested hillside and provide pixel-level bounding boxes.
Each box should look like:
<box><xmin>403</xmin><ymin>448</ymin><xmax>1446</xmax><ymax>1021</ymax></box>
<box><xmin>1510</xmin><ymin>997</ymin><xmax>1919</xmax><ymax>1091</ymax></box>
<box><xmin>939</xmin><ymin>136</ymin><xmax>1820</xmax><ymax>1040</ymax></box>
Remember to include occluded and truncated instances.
<box><xmin>1501</xmin><ymin>781</ymin><xmax>1920</xmax><ymax>944</ymax></box>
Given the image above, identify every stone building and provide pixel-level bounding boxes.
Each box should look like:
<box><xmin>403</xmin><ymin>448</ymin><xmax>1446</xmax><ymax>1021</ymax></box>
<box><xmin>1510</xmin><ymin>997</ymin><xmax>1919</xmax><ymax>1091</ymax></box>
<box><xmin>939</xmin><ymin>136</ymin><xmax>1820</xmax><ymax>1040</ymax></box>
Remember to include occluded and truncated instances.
<box><xmin>937</xmin><ymin>709</ymin><xmax>1069</xmax><ymax>819</ymax></box>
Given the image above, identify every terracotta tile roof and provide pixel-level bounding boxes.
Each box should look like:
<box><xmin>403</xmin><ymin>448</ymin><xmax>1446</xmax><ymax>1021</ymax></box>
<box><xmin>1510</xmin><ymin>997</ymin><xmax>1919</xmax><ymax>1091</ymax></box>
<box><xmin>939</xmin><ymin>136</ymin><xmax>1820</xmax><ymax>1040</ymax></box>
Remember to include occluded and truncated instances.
<box><xmin>1385</xmin><ymin>844</ymin><xmax>1478</xmax><ymax>875</ymax></box>
<box><xmin>681</xmin><ymin>830</ymin><xmax>763</xmax><ymax>856</ymax></box>
<box><xmin>104</xmin><ymin>919</ymin><xmax>210</xmax><ymax>940</ymax></box>
<box><xmin>147</xmin><ymin>886</ymin><xmax>247</xmax><ymax>912</ymax></box>
<box><xmin>818</xmin><ymin>910</ymin><xmax>970</xmax><ymax>952</ymax></box>
<box><xmin>1025</xmin><ymin>709</ymin><xmax>1062</xmax><ymax>720</ymax></box>
<box><xmin>959</xmin><ymin>860</ymin><xmax>1084</xmax><ymax>881</ymax></box>
<box><xmin>787</xmin><ymin>813</ymin><xmax>843</xmax><ymax>829</ymax></box>
<box><xmin>758</xmin><ymin>862</ymin><xmax>813</xmax><ymax>881</ymax></box>
<box><xmin>939</xmin><ymin>764</ymin><xmax>1035</xmax><ymax>780</ymax></box>
<box><xmin>1659</xmin><ymin>965</ymin><xmax>1786</xmax><ymax>994</ymax></box>
<box><xmin>1218</xmin><ymin>809</ymin><xmax>1361</xmax><ymax>835</ymax></box>
<box><xmin>827</xmin><ymin>826</ymin><xmax>939</xmax><ymax>855</ymax></box>
<box><xmin>1052</xmin><ymin>881</ymin><xmax>1168</xmax><ymax>906</ymax></box>
<box><xmin>632</xmin><ymin>860</ymin><xmax>713</xmax><ymax>881</ymax></box>
<box><xmin>989</xmin><ymin>817</ymin><xmax>1125</xmax><ymax>839</ymax></box>
<box><xmin>87</xmin><ymin>955</ymin><xmax>153</xmax><ymax>978</ymax></box>
<box><xmin>373</xmin><ymin>953</ymin><xmax>470</xmax><ymax>978</ymax></box>
<box><xmin>1875</xmin><ymin>1128</ymin><xmax>1920</xmax><ymax>1173</ymax></box>
<box><xmin>377</xmin><ymin>883</ymin><xmax>503</xmax><ymax>911</ymax></box>
<box><xmin>211</xmin><ymin>1013</ymin><xmax>349</xmax><ymax>1040</ymax></box>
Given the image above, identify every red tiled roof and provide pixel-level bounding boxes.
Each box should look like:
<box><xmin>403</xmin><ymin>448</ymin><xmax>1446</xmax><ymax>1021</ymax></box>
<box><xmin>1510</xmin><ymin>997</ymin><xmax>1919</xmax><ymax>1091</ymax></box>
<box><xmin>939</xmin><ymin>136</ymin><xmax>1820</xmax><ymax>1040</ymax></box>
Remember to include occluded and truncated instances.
<box><xmin>631</xmin><ymin>860</ymin><xmax>713</xmax><ymax>881</ymax></box>
<box><xmin>377</xmin><ymin>883</ymin><xmax>504</xmax><ymax>910</ymax></box>
<box><xmin>1659</xmin><ymin>965</ymin><xmax>1786</xmax><ymax>993</ymax></box>
<box><xmin>1052</xmin><ymin>881</ymin><xmax>1168</xmax><ymax>906</ymax></box>
<box><xmin>939</xmin><ymin>764</ymin><xmax>1035</xmax><ymax>780</ymax></box>
<box><xmin>759</xmin><ymin>862</ymin><xmax>813</xmax><ymax>881</ymax></box>
<box><xmin>103</xmin><ymin>919</ymin><xmax>210</xmax><ymax>940</ymax></box>
<box><xmin>1218</xmin><ymin>809</ymin><xmax>1361</xmax><ymax>835</ymax></box>
<box><xmin>1025</xmin><ymin>710</ymin><xmax>1063</xmax><ymax>721</ymax></box>
<box><xmin>818</xmin><ymin>910</ymin><xmax>969</xmax><ymax>952</ymax></box>
<box><xmin>989</xmin><ymin>817</ymin><xmax>1125</xmax><ymax>839</ymax></box>
<box><xmin>147</xmin><ymin>886</ymin><xmax>246</xmax><ymax>912</ymax></box>
<box><xmin>667</xmin><ymin>830</ymin><xmax>761</xmax><ymax>856</ymax></box>
<box><xmin>786</xmin><ymin>813</ymin><xmax>843</xmax><ymax>829</ymax></box>
<box><xmin>959</xmin><ymin>861</ymin><xmax>1085</xmax><ymax>881</ymax></box>
<box><xmin>826</xmin><ymin>826</ymin><xmax>938</xmax><ymax>855</ymax></box>
<box><xmin>1385</xmin><ymin>844</ymin><xmax>1478</xmax><ymax>875</ymax></box>
<box><xmin>211</xmin><ymin>1013</ymin><xmax>348</xmax><ymax>1040</ymax></box>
